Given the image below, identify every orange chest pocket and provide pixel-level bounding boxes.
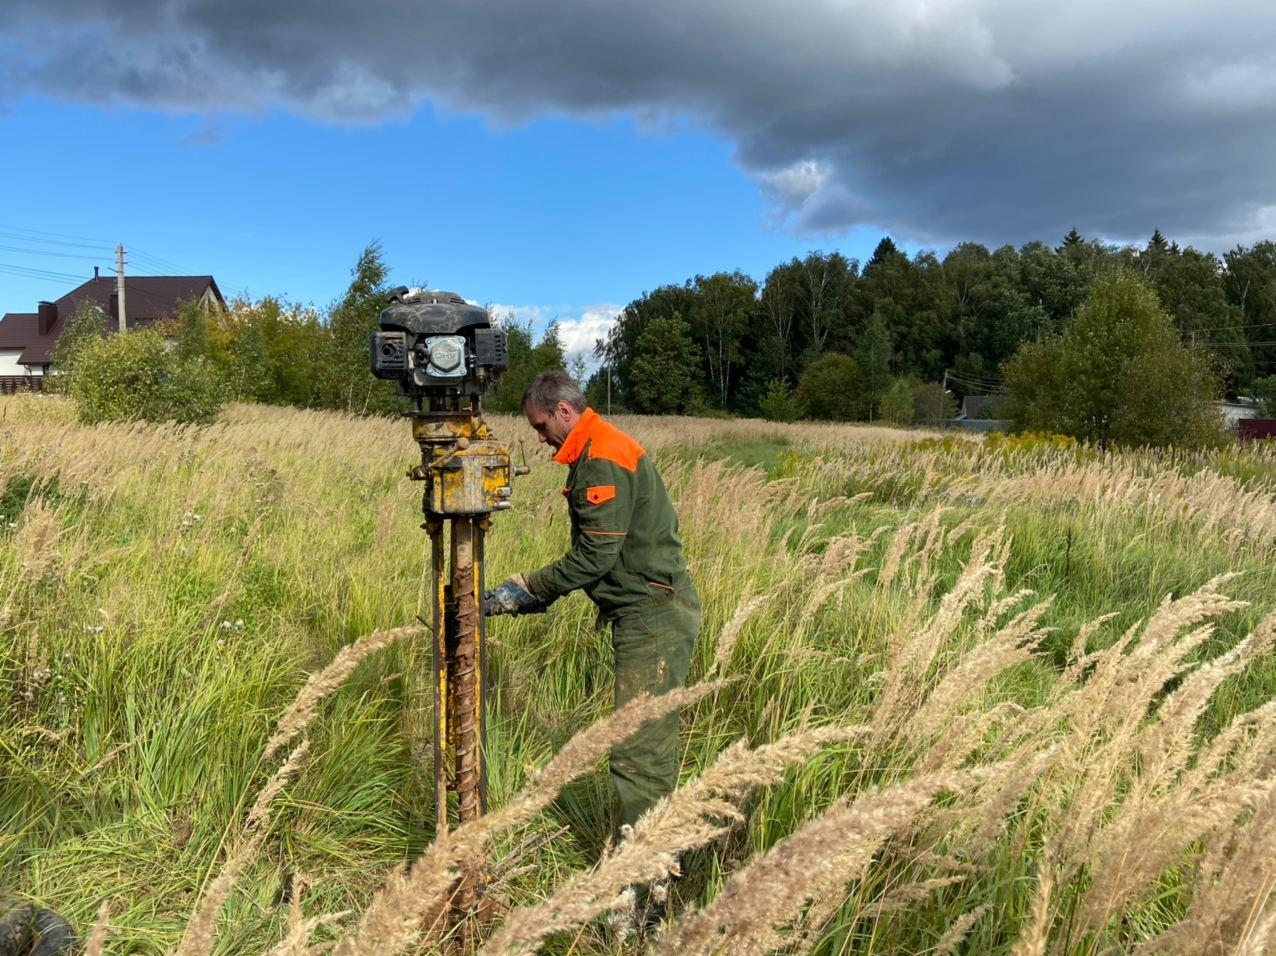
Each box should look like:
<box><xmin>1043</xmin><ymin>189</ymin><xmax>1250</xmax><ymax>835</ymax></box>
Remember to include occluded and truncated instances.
<box><xmin>586</xmin><ymin>485</ymin><xmax>617</xmax><ymax>505</ymax></box>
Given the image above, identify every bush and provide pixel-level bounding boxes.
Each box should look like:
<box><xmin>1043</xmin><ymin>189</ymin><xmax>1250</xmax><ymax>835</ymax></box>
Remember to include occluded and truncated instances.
<box><xmin>880</xmin><ymin>377</ymin><xmax>916</xmax><ymax>426</ymax></box>
<box><xmin>983</xmin><ymin>430</ymin><xmax>1079</xmax><ymax>455</ymax></box>
<box><xmin>795</xmin><ymin>354</ymin><xmax>867</xmax><ymax>421</ymax></box>
<box><xmin>1252</xmin><ymin>374</ymin><xmax>1276</xmax><ymax>418</ymax></box>
<box><xmin>1003</xmin><ymin>270</ymin><xmax>1225</xmax><ymax>448</ymax></box>
<box><xmin>47</xmin><ymin>301</ymin><xmax>106</xmax><ymax>391</ymax></box>
<box><xmin>757</xmin><ymin>379</ymin><xmax>801</xmax><ymax>422</ymax></box>
<box><xmin>912</xmin><ymin>382</ymin><xmax>957</xmax><ymax>425</ymax></box>
<box><xmin>67</xmin><ymin>328</ymin><xmax>227</xmax><ymax>424</ymax></box>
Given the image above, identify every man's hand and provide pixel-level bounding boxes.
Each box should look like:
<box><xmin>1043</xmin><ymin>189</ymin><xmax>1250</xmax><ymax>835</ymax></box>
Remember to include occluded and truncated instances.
<box><xmin>483</xmin><ymin>573</ymin><xmax>548</xmax><ymax>617</ymax></box>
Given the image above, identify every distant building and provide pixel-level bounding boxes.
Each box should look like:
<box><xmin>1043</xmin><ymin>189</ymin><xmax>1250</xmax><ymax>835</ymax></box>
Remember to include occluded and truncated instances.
<box><xmin>960</xmin><ymin>394</ymin><xmax>1011</xmax><ymax>420</ymax></box>
<box><xmin>1219</xmin><ymin>398</ymin><xmax>1261</xmax><ymax>430</ymax></box>
<box><xmin>953</xmin><ymin>393</ymin><xmax>1011</xmax><ymax>432</ymax></box>
<box><xmin>0</xmin><ymin>273</ymin><xmax>225</xmax><ymax>389</ymax></box>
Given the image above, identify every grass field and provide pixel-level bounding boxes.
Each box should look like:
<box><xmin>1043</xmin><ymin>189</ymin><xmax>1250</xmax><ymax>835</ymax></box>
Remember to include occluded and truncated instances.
<box><xmin>2</xmin><ymin>394</ymin><xmax>1275</xmax><ymax>954</ymax></box>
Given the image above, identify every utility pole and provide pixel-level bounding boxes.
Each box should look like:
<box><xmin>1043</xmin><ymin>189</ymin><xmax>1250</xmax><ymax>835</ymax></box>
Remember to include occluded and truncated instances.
<box><xmin>115</xmin><ymin>244</ymin><xmax>127</xmax><ymax>332</ymax></box>
<box><xmin>606</xmin><ymin>365</ymin><xmax>612</xmax><ymax>415</ymax></box>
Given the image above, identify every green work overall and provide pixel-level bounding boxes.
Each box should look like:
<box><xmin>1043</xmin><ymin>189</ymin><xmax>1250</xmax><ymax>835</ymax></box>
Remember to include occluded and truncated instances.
<box><xmin>528</xmin><ymin>408</ymin><xmax>700</xmax><ymax>830</ymax></box>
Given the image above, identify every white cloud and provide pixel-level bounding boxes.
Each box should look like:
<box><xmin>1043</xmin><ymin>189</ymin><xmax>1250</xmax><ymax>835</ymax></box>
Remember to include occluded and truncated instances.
<box><xmin>488</xmin><ymin>302</ymin><xmax>621</xmax><ymax>372</ymax></box>
<box><xmin>557</xmin><ymin>305</ymin><xmax>621</xmax><ymax>370</ymax></box>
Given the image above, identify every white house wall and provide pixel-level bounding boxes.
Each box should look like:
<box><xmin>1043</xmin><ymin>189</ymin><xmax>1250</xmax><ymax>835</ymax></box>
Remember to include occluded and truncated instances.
<box><xmin>0</xmin><ymin>349</ymin><xmax>30</xmax><ymax>376</ymax></box>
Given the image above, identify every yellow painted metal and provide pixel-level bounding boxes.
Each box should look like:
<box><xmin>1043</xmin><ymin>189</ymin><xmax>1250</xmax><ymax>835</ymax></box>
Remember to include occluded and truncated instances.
<box><xmin>431</xmin><ymin>524</ymin><xmax>449</xmax><ymax>837</ymax></box>
<box><xmin>413</xmin><ymin>410</ymin><xmax>515</xmax><ymax>840</ymax></box>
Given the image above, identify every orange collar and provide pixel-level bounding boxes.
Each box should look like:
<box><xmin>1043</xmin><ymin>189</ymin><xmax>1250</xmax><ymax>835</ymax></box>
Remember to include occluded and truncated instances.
<box><xmin>554</xmin><ymin>407</ymin><xmax>600</xmax><ymax>465</ymax></box>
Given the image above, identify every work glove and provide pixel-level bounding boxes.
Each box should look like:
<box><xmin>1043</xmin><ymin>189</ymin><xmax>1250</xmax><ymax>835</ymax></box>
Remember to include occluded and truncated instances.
<box><xmin>483</xmin><ymin>573</ymin><xmax>548</xmax><ymax>617</ymax></box>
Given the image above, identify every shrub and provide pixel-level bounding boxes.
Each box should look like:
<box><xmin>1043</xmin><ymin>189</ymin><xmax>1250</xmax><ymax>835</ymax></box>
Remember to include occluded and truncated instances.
<box><xmin>757</xmin><ymin>379</ymin><xmax>801</xmax><ymax>422</ymax></box>
<box><xmin>795</xmin><ymin>353</ymin><xmax>867</xmax><ymax>421</ymax></box>
<box><xmin>67</xmin><ymin>328</ymin><xmax>227</xmax><ymax>424</ymax></box>
<box><xmin>47</xmin><ymin>300</ymin><xmax>106</xmax><ymax>391</ymax></box>
<box><xmin>912</xmin><ymin>381</ymin><xmax>957</xmax><ymax>425</ymax></box>
<box><xmin>1003</xmin><ymin>270</ymin><xmax>1225</xmax><ymax>448</ymax></box>
<box><xmin>880</xmin><ymin>376</ymin><xmax>916</xmax><ymax>426</ymax></box>
<box><xmin>983</xmin><ymin>430</ymin><xmax>1079</xmax><ymax>455</ymax></box>
<box><xmin>1252</xmin><ymin>374</ymin><xmax>1276</xmax><ymax>418</ymax></box>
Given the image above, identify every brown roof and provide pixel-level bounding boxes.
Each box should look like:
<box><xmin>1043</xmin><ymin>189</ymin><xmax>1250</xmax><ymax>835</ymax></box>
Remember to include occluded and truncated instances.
<box><xmin>0</xmin><ymin>275</ymin><xmax>225</xmax><ymax>366</ymax></box>
<box><xmin>0</xmin><ymin>313</ymin><xmax>37</xmax><ymax>349</ymax></box>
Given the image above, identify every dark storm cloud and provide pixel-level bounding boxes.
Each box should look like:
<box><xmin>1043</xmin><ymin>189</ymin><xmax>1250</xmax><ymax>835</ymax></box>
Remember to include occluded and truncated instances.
<box><xmin>4</xmin><ymin>0</ymin><xmax>1275</xmax><ymax>248</ymax></box>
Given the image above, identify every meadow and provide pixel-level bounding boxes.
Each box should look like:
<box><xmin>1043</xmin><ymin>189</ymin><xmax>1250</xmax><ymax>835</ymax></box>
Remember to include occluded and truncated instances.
<box><xmin>2</xmin><ymin>393</ymin><xmax>1274</xmax><ymax>954</ymax></box>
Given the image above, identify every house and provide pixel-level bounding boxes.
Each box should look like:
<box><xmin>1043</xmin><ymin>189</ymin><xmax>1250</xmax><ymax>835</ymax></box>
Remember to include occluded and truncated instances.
<box><xmin>0</xmin><ymin>271</ymin><xmax>225</xmax><ymax>390</ymax></box>
<box><xmin>952</xmin><ymin>393</ymin><xmax>1011</xmax><ymax>432</ymax></box>
<box><xmin>1219</xmin><ymin>398</ymin><xmax>1261</xmax><ymax>430</ymax></box>
<box><xmin>959</xmin><ymin>394</ymin><xmax>1011</xmax><ymax>420</ymax></box>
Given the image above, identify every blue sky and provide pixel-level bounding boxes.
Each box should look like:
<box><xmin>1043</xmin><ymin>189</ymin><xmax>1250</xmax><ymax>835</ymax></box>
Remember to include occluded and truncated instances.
<box><xmin>3</xmin><ymin>1</ymin><xmax>1274</xmax><ymax>362</ymax></box>
<box><xmin>0</xmin><ymin>98</ymin><xmax>881</xmax><ymax>359</ymax></box>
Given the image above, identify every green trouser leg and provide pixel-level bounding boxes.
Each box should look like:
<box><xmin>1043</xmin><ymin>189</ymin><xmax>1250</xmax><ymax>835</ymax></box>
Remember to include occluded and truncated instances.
<box><xmin>610</xmin><ymin>583</ymin><xmax>700</xmax><ymax>833</ymax></box>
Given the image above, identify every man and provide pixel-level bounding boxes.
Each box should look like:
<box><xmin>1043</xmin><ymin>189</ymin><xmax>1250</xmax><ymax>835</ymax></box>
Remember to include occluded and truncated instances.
<box><xmin>484</xmin><ymin>370</ymin><xmax>700</xmax><ymax>834</ymax></box>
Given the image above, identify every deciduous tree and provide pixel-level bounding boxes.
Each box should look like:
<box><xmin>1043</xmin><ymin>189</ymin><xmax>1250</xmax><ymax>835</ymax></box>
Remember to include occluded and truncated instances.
<box><xmin>1003</xmin><ymin>270</ymin><xmax>1223</xmax><ymax>447</ymax></box>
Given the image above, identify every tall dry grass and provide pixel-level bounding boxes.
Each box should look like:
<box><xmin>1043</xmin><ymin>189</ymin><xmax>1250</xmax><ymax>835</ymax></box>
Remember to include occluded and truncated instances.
<box><xmin>3</xmin><ymin>398</ymin><xmax>1275</xmax><ymax>953</ymax></box>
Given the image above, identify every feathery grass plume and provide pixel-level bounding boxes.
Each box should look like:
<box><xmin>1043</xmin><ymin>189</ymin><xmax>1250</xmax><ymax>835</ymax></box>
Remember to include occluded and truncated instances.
<box><xmin>907</xmin><ymin>598</ymin><xmax>1049</xmax><ymax>745</ymax></box>
<box><xmin>1160</xmin><ymin>614</ymin><xmax>1276</xmax><ymax>787</ymax></box>
<box><xmin>873</xmin><ymin>875</ymin><xmax>967</xmax><ymax>915</ymax></box>
<box><xmin>795</xmin><ymin>570</ymin><xmax>871</xmax><ymax>632</ymax></box>
<box><xmin>1050</xmin><ymin>584</ymin><xmax>1255</xmax><ymax>906</ymax></box>
<box><xmin>15</xmin><ymin>498</ymin><xmax>61</xmax><ymax>573</ymax></box>
<box><xmin>709</xmin><ymin>592</ymin><xmax>769</xmax><ymax>676</ymax></box>
<box><xmin>1139</xmin><ymin>780</ymin><xmax>1276</xmax><ymax>955</ymax></box>
<box><xmin>657</xmin><ymin>769</ymin><xmax>989</xmax><ymax>956</ymax></box>
<box><xmin>263</xmin><ymin>873</ymin><xmax>349</xmax><ymax>956</ymax></box>
<box><xmin>481</xmin><ymin>725</ymin><xmax>864</xmax><ymax>956</ymax></box>
<box><xmin>870</xmin><ymin>529</ymin><xmax>1008</xmax><ymax>748</ymax></box>
<box><xmin>933</xmin><ymin>903</ymin><xmax>990</xmax><ymax>956</ymax></box>
<box><xmin>918</xmin><ymin>701</ymin><xmax>1025</xmax><ymax>773</ymax></box>
<box><xmin>83</xmin><ymin>900</ymin><xmax>111</xmax><ymax>956</ymax></box>
<box><xmin>875</xmin><ymin>520</ymin><xmax>915</xmax><ymax>591</ymax></box>
<box><xmin>173</xmin><ymin>739</ymin><xmax>310</xmax><ymax>956</ymax></box>
<box><xmin>1049</xmin><ymin>581</ymin><xmax>1250</xmax><ymax>870</ymax></box>
<box><xmin>1059</xmin><ymin>611</ymin><xmax>1120</xmax><ymax>684</ymax></box>
<box><xmin>263</xmin><ymin>625</ymin><xmax>424</xmax><ymax>761</ymax></box>
<box><xmin>954</xmin><ymin>745</ymin><xmax>1060</xmax><ymax>855</ymax></box>
<box><xmin>1010</xmin><ymin>857</ymin><xmax>1054</xmax><ymax>956</ymax></box>
<box><xmin>331</xmin><ymin>682</ymin><xmax>722</xmax><ymax>956</ymax></box>
<box><xmin>1238</xmin><ymin>909</ymin><xmax>1276</xmax><ymax>956</ymax></box>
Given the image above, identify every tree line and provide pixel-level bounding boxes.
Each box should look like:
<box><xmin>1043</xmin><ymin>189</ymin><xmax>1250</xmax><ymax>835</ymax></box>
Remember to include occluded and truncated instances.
<box><xmin>49</xmin><ymin>242</ymin><xmax>575</xmax><ymax>423</ymax></box>
<box><xmin>591</xmin><ymin>230</ymin><xmax>1276</xmax><ymax>426</ymax></box>
<box><xmin>49</xmin><ymin>233</ymin><xmax>1276</xmax><ymax>442</ymax></box>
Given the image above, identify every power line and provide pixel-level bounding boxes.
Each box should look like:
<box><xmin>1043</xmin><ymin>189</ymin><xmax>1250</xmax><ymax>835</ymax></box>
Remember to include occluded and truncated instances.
<box><xmin>0</xmin><ymin>230</ymin><xmax>112</xmax><ymax>254</ymax></box>
<box><xmin>0</xmin><ymin>225</ymin><xmax>250</xmax><ymax>303</ymax></box>
<box><xmin>944</xmin><ymin>368</ymin><xmax>1005</xmax><ymax>388</ymax></box>
<box><xmin>128</xmin><ymin>244</ymin><xmax>191</xmax><ymax>274</ymax></box>
<box><xmin>943</xmin><ymin>367</ymin><xmax>1004</xmax><ymax>384</ymax></box>
<box><xmin>0</xmin><ymin>223</ymin><xmax>114</xmax><ymax>246</ymax></box>
<box><xmin>944</xmin><ymin>372</ymin><xmax>1000</xmax><ymax>390</ymax></box>
<box><xmin>126</xmin><ymin>245</ymin><xmax>251</xmax><ymax>299</ymax></box>
<box><xmin>0</xmin><ymin>261</ymin><xmax>87</xmax><ymax>282</ymax></box>
<box><xmin>1193</xmin><ymin>341</ymin><xmax>1276</xmax><ymax>348</ymax></box>
<box><xmin>1187</xmin><ymin>319</ymin><xmax>1276</xmax><ymax>333</ymax></box>
<box><xmin>946</xmin><ymin>377</ymin><xmax>1005</xmax><ymax>391</ymax></box>
<box><xmin>0</xmin><ymin>243</ymin><xmax>109</xmax><ymax>262</ymax></box>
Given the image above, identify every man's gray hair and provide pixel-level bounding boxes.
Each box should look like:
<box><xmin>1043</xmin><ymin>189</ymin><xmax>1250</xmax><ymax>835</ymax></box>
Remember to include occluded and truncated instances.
<box><xmin>522</xmin><ymin>370</ymin><xmax>588</xmax><ymax>414</ymax></box>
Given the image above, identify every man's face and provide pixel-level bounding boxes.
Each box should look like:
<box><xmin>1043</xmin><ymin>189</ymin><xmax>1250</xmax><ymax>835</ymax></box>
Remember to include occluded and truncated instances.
<box><xmin>523</xmin><ymin>400</ymin><xmax>577</xmax><ymax>450</ymax></box>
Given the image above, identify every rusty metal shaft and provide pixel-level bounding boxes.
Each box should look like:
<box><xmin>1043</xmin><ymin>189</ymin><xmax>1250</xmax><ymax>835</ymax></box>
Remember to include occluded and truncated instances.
<box><xmin>450</xmin><ymin>517</ymin><xmax>484</xmax><ymax>826</ymax></box>
<box><xmin>431</xmin><ymin>515</ymin><xmax>488</xmax><ymax>837</ymax></box>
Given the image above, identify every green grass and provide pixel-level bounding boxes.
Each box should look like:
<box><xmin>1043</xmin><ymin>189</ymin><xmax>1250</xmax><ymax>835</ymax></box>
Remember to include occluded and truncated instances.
<box><xmin>1</xmin><ymin>404</ymin><xmax>1274</xmax><ymax>953</ymax></box>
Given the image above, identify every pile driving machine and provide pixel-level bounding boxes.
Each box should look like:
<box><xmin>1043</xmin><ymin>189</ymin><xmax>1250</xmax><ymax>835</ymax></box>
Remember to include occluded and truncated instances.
<box><xmin>370</xmin><ymin>288</ymin><xmax>526</xmax><ymax>839</ymax></box>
